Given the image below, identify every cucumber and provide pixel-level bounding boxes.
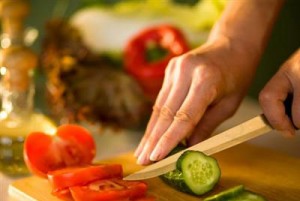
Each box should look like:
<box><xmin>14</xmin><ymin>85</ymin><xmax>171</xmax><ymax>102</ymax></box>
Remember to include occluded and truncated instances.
<box><xmin>168</xmin><ymin>143</ymin><xmax>187</xmax><ymax>156</ymax></box>
<box><xmin>204</xmin><ymin>185</ymin><xmax>245</xmax><ymax>201</ymax></box>
<box><xmin>177</xmin><ymin>150</ymin><xmax>221</xmax><ymax>195</ymax></box>
<box><xmin>160</xmin><ymin>169</ymin><xmax>192</xmax><ymax>194</ymax></box>
<box><xmin>204</xmin><ymin>185</ymin><xmax>267</xmax><ymax>201</ymax></box>
<box><xmin>160</xmin><ymin>150</ymin><xmax>221</xmax><ymax>195</ymax></box>
<box><xmin>232</xmin><ymin>191</ymin><xmax>267</xmax><ymax>201</ymax></box>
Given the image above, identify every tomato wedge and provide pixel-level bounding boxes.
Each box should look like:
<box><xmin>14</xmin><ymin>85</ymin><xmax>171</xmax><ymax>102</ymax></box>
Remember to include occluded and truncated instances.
<box><xmin>24</xmin><ymin>124</ymin><xmax>96</xmax><ymax>178</ymax></box>
<box><xmin>48</xmin><ymin>164</ymin><xmax>123</xmax><ymax>192</ymax></box>
<box><xmin>70</xmin><ymin>179</ymin><xmax>148</xmax><ymax>201</ymax></box>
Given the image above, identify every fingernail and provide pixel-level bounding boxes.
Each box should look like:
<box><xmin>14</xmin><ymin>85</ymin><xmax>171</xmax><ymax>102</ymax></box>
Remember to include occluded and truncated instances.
<box><xmin>137</xmin><ymin>155</ymin><xmax>145</xmax><ymax>165</ymax></box>
<box><xmin>150</xmin><ymin>147</ymin><xmax>160</xmax><ymax>162</ymax></box>
<box><xmin>134</xmin><ymin>149</ymin><xmax>140</xmax><ymax>158</ymax></box>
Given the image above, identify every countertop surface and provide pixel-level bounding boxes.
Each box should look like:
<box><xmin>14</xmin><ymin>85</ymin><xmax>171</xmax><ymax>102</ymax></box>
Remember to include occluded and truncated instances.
<box><xmin>1</xmin><ymin>97</ymin><xmax>300</xmax><ymax>201</ymax></box>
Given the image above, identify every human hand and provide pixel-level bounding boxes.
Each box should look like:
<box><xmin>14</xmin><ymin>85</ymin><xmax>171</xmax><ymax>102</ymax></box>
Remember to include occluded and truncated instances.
<box><xmin>259</xmin><ymin>49</ymin><xmax>300</xmax><ymax>137</ymax></box>
<box><xmin>134</xmin><ymin>36</ymin><xmax>261</xmax><ymax>165</ymax></box>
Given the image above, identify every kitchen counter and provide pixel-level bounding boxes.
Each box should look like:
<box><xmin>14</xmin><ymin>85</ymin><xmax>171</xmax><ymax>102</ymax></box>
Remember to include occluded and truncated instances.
<box><xmin>1</xmin><ymin>97</ymin><xmax>300</xmax><ymax>201</ymax></box>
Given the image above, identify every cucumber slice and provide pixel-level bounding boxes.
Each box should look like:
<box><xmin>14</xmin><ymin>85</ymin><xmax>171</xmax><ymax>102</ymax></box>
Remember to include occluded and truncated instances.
<box><xmin>204</xmin><ymin>185</ymin><xmax>245</xmax><ymax>201</ymax></box>
<box><xmin>177</xmin><ymin>151</ymin><xmax>221</xmax><ymax>195</ymax></box>
<box><xmin>204</xmin><ymin>186</ymin><xmax>267</xmax><ymax>201</ymax></box>
<box><xmin>160</xmin><ymin>169</ymin><xmax>192</xmax><ymax>194</ymax></box>
<box><xmin>232</xmin><ymin>191</ymin><xmax>267</xmax><ymax>201</ymax></box>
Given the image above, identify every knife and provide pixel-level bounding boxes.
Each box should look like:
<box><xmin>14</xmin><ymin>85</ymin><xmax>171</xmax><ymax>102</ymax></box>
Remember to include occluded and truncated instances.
<box><xmin>124</xmin><ymin>95</ymin><xmax>295</xmax><ymax>181</ymax></box>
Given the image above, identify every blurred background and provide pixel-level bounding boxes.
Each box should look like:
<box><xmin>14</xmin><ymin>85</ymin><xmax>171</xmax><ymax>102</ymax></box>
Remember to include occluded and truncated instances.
<box><xmin>26</xmin><ymin>0</ymin><xmax>300</xmax><ymax>116</ymax></box>
<box><xmin>26</xmin><ymin>0</ymin><xmax>300</xmax><ymax>84</ymax></box>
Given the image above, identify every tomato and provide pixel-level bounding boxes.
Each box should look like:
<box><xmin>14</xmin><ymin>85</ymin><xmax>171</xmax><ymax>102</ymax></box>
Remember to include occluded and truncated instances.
<box><xmin>24</xmin><ymin>124</ymin><xmax>96</xmax><ymax>178</ymax></box>
<box><xmin>70</xmin><ymin>179</ymin><xmax>148</xmax><ymax>201</ymax></box>
<box><xmin>48</xmin><ymin>164</ymin><xmax>123</xmax><ymax>192</ymax></box>
<box><xmin>124</xmin><ymin>24</ymin><xmax>189</xmax><ymax>101</ymax></box>
<box><xmin>51</xmin><ymin>188</ymin><xmax>73</xmax><ymax>201</ymax></box>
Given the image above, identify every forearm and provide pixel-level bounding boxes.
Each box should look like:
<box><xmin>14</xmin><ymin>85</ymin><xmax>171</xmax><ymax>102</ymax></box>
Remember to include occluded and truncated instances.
<box><xmin>208</xmin><ymin>0</ymin><xmax>284</xmax><ymax>60</ymax></box>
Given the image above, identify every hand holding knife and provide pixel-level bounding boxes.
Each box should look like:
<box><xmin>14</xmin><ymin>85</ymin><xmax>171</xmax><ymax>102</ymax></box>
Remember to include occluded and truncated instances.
<box><xmin>125</xmin><ymin>95</ymin><xmax>296</xmax><ymax>181</ymax></box>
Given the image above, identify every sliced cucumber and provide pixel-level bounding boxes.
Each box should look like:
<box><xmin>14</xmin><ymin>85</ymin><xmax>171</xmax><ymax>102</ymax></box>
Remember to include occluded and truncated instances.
<box><xmin>168</xmin><ymin>143</ymin><xmax>187</xmax><ymax>156</ymax></box>
<box><xmin>204</xmin><ymin>185</ymin><xmax>245</xmax><ymax>201</ymax></box>
<box><xmin>160</xmin><ymin>169</ymin><xmax>192</xmax><ymax>194</ymax></box>
<box><xmin>160</xmin><ymin>150</ymin><xmax>221</xmax><ymax>195</ymax></box>
<box><xmin>177</xmin><ymin>150</ymin><xmax>221</xmax><ymax>195</ymax></box>
<box><xmin>232</xmin><ymin>191</ymin><xmax>267</xmax><ymax>201</ymax></box>
<box><xmin>204</xmin><ymin>185</ymin><xmax>267</xmax><ymax>201</ymax></box>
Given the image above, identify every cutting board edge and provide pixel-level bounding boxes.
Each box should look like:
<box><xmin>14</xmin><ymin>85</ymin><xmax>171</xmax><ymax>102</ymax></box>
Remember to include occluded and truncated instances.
<box><xmin>8</xmin><ymin>184</ymin><xmax>37</xmax><ymax>201</ymax></box>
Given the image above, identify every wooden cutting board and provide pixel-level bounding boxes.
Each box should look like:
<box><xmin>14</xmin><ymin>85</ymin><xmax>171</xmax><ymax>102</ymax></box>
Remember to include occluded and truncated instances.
<box><xmin>8</xmin><ymin>143</ymin><xmax>300</xmax><ymax>201</ymax></box>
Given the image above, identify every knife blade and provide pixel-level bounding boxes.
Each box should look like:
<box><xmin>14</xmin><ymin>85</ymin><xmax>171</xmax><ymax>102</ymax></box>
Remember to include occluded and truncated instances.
<box><xmin>124</xmin><ymin>114</ymin><xmax>273</xmax><ymax>180</ymax></box>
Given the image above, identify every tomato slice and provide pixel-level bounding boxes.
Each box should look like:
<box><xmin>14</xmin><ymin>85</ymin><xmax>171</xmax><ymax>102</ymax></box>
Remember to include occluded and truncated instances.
<box><xmin>48</xmin><ymin>164</ymin><xmax>123</xmax><ymax>192</ymax></box>
<box><xmin>70</xmin><ymin>179</ymin><xmax>148</xmax><ymax>201</ymax></box>
<box><xmin>24</xmin><ymin>124</ymin><xmax>96</xmax><ymax>178</ymax></box>
<box><xmin>51</xmin><ymin>188</ymin><xmax>73</xmax><ymax>201</ymax></box>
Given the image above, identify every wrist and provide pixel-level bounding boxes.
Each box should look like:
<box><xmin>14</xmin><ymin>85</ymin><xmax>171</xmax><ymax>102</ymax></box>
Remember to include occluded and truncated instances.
<box><xmin>206</xmin><ymin>32</ymin><xmax>262</xmax><ymax>67</ymax></box>
<box><xmin>207</xmin><ymin>0</ymin><xmax>284</xmax><ymax>65</ymax></box>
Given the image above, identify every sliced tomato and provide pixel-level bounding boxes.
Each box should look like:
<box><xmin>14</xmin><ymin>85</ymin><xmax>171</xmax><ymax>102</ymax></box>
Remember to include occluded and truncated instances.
<box><xmin>24</xmin><ymin>124</ymin><xmax>96</xmax><ymax>178</ymax></box>
<box><xmin>48</xmin><ymin>164</ymin><xmax>123</xmax><ymax>192</ymax></box>
<box><xmin>70</xmin><ymin>179</ymin><xmax>148</xmax><ymax>201</ymax></box>
<box><xmin>51</xmin><ymin>188</ymin><xmax>73</xmax><ymax>201</ymax></box>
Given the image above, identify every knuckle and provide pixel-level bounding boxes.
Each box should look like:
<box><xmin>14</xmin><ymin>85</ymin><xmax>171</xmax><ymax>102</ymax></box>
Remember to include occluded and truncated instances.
<box><xmin>174</xmin><ymin>110</ymin><xmax>197</xmax><ymax>127</ymax></box>
<box><xmin>152</xmin><ymin>105</ymin><xmax>161</xmax><ymax>116</ymax></box>
<box><xmin>194</xmin><ymin>66</ymin><xmax>215</xmax><ymax>79</ymax></box>
<box><xmin>169</xmin><ymin>54</ymin><xmax>194</xmax><ymax>72</ymax></box>
<box><xmin>159</xmin><ymin>106</ymin><xmax>175</xmax><ymax>120</ymax></box>
<box><xmin>166</xmin><ymin>57</ymin><xmax>179</xmax><ymax>73</ymax></box>
<box><xmin>258</xmin><ymin>90</ymin><xmax>273</xmax><ymax>107</ymax></box>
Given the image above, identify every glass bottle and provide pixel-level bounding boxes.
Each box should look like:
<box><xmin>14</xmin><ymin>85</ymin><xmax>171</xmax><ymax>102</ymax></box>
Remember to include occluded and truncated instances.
<box><xmin>0</xmin><ymin>0</ymin><xmax>56</xmax><ymax>176</ymax></box>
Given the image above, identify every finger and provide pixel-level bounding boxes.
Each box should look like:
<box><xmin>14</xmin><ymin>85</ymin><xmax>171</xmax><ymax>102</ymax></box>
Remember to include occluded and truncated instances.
<box><xmin>137</xmin><ymin>59</ymin><xmax>193</xmax><ymax>164</ymax></box>
<box><xmin>292</xmin><ymin>89</ymin><xmax>300</xmax><ymax>128</ymax></box>
<box><xmin>289</xmin><ymin>51</ymin><xmax>300</xmax><ymax>128</ymax></box>
<box><xmin>134</xmin><ymin>75</ymin><xmax>173</xmax><ymax>158</ymax></box>
<box><xmin>259</xmin><ymin>70</ymin><xmax>295</xmax><ymax>137</ymax></box>
<box><xmin>134</xmin><ymin>58</ymin><xmax>177</xmax><ymax>158</ymax></box>
<box><xmin>149</xmin><ymin>72</ymin><xmax>218</xmax><ymax>162</ymax></box>
<box><xmin>188</xmin><ymin>97</ymin><xmax>240</xmax><ymax>145</ymax></box>
<box><xmin>134</xmin><ymin>106</ymin><xmax>160</xmax><ymax>158</ymax></box>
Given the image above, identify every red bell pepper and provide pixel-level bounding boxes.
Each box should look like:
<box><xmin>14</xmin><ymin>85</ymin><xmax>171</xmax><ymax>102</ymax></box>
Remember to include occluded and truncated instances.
<box><xmin>124</xmin><ymin>25</ymin><xmax>190</xmax><ymax>101</ymax></box>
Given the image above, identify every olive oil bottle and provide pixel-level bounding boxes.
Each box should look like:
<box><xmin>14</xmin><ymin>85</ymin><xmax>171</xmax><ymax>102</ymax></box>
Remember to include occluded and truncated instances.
<box><xmin>0</xmin><ymin>0</ymin><xmax>56</xmax><ymax>176</ymax></box>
